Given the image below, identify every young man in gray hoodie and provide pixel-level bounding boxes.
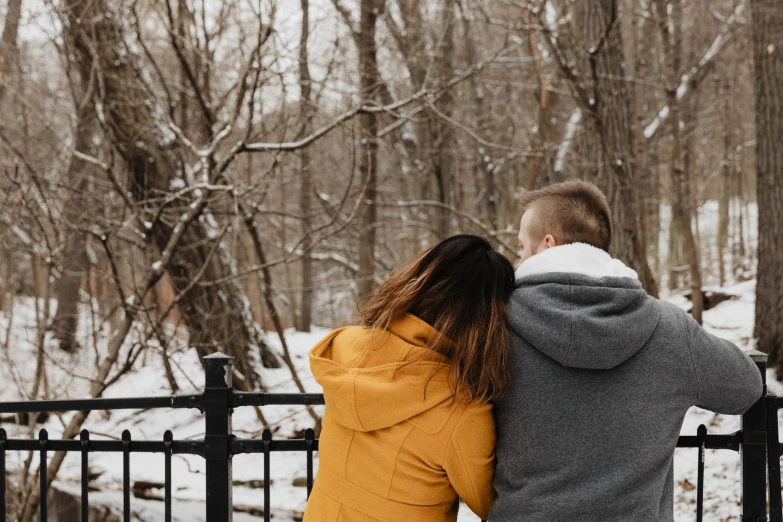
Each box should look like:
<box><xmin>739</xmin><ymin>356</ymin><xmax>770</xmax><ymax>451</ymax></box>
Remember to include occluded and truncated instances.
<box><xmin>490</xmin><ymin>180</ymin><xmax>763</xmax><ymax>522</ymax></box>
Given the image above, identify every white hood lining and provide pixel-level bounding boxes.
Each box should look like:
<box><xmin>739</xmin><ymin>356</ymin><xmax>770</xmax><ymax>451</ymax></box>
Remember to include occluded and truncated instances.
<box><xmin>515</xmin><ymin>242</ymin><xmax>639</xmax><ymax>281</ymax></box>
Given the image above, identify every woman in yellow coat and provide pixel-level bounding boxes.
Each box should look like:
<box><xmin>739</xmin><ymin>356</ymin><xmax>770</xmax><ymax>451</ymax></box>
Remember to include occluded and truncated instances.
<box><xmin>304</xmin><ymin>235</ymin><xmax>516</xmax><ymax>522</ymax></box>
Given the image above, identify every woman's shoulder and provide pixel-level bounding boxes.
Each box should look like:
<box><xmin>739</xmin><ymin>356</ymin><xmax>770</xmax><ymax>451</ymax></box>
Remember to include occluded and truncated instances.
<box><xmin>408</xmin><ymin>397</ymin><xmax>493</xmax><ymax>437</ymax></box>
<box><xmin>330</xmin><ymin>324</ymin><xmax>370</xmax><ymax>341</ymax></box>
<box><xmin>462</xmin><ymin>399</ymin><xmax>493</xmax><ymax>419</ymax></box>
<box><xmin>447</xmin><ymin>400</ymin><xmax>495</xmax><ymax>442</ymax></box>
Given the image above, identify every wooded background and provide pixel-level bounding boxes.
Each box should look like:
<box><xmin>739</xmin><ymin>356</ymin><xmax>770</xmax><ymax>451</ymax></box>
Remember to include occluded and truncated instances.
<box><xmin>1</xmin><ymin>0</ymin><xmax>783</xmax><ymax>518</ymax></box>
<box><xmin>1</xmin><ymin>0</ymin><xmax>782</xmax><ymax>383</ymax></box>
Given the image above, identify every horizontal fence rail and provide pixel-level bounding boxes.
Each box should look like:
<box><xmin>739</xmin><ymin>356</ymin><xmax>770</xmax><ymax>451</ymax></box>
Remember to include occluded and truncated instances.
<box><xmin>0</xmin><ymin>350</ymin><xmax>777</xmax><ymax>522</ymax></box>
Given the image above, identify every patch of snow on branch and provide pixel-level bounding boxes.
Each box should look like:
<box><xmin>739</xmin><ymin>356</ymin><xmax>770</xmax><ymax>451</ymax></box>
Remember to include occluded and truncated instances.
<box><xmin>554</xmin><ymin>108</ymin><xmax>582</xmax><ymax>173</ymax></box>
<box><xmin>643</xmin><ymin>4</ymin><xmax>742</xmax><ymax>140</ymax></box>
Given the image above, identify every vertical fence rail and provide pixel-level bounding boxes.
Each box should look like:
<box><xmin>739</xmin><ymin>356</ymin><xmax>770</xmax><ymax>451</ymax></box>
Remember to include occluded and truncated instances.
<box><xmin>39</xmin><ymin>429</ymin><xmax>48</xmax><ymax>522</ymax></box>
<box><xmin>768</xmin><ymin>396</ymin><xmax>783</xmax><ymax>522</ymax></box>
<box><xmin>123</xmin><ymin>430</ymin><xmax>131</xmax><ymax>522</ymax></box>
<box><xmin>0</xmin><ymin>428</ymin><xmax>6</xmax><ymax>522</ymax></box>
<box><xmin>305</xmin><ymin>428</ymin><xmax>315</xmax><ymax>499</ymax></box>
<box><xmin>165</xmin><ymin>430</ymin><xmax>173</xmax><ymax>522</ymax></box>
<box><xmin>80</xmin><ymin>429</ymin><xmax>89</xmax><ymax>522</ymax></box>
<box><xmin>203</xmin><ymin>353</ymin><xmax>234</xmax><ymax>522</ymax></box>
<box><xmin>696</xmin><ymin>424</ymin><xmax>707</xmax><ymax>522</ymax></box>
<box><xmin>263</xmin><ymin>429</ymin><xmax>272</xmax><ymax>522</ymax></box>
<box><xmin>742</xmin><ymin>351</ymin><xmax>769</xmax><ymax>522</ymax></box>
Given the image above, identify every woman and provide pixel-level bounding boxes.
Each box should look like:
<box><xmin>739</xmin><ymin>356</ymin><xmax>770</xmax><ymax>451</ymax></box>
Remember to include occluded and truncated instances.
<box><xmin>304</xmin><ymin>234</ymin><xmax>516</xmax><ymax>522</ymax></box>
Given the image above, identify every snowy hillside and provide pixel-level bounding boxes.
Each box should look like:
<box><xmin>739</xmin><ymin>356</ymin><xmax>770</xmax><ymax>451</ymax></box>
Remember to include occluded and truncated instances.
<box><xmin>0</xmin><ymin>278</ymin><xmax>773</xmax><ymax>522</ymax></box>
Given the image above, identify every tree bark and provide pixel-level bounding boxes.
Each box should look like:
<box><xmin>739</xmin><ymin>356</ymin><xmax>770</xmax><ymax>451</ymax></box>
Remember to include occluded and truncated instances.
<box><xmin>632</xmin><ymin>0</ymin><xmax>656</xmax><ymax>267</ymax></box>
<box><xmin>733</xmin><ymin>117</ymin><xmax>747</xmax><ymax>270</ymax></box>
<box><xmin>0</xmin><ymin>0</ymin><xmax>23</xmax><ymax>312</ymax></box>
<box><xmin>717</xmin><ymin>78</ymin><xmax>732</xmax><ymax>287</ymax></box>
<box><xmin>386</xmin><ymin>0</ymin><xmax>457</xmax><ymax>239</ymax></box>
<box><xmin>667</xmin><ymin>217</ymin><xmax>683</xmax><ymax>291</ymax></box>
<box><xmin>356</xmin><ymin>0</ymin><xmax>382</xmax><ymax>299</ymax></box>
<box><xmin>655</xmin><ymin>0</ymin><xmax>703</xmax><ymax>323</ymax></box>
<box><xmin>521</xmin><ymin>7</ymin><xmax>558</xmax><ymax>193</ymax></box>
<box><xmin>572</xmin><ymin>0</ymin><xmax>659</xmax><ymax>296</ymax></box>
<box><xmin>751</xmin><ymin>0</ymin><xmax>783</xmax><ymax>366</ymax></box>
<box><xmin>298</xmin><ymin>0</ymin><xmax>314</xmax><ymax>332</ymax></box>
<box><xmin>431</xmin><ymin>0</ymin><xmax>456</xmax><ymax>238</ymax></box>
<box><xmin>0</xmin><ymin>0</ymin><xmax>22</xmax><ymax>102</ymax></box>
<box><xmin>52</xmin><ymin>109</ymin><xmax>101</xmax><ymax>352</ymax></box>
<box><xmin>462</xmin><ymin>14</ymin><xmax>496</xmax><ymax>229</ymax></box>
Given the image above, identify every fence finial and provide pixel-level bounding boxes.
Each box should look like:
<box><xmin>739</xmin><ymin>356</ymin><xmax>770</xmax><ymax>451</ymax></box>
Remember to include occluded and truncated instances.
<box><xmin>746</xmin><ymin>349</ymin><xmax>768</xmax><ymax>363</ymax></box>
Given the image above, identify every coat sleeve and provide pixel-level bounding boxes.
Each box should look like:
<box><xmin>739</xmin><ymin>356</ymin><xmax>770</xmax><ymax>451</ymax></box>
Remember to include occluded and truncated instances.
<box><xmin>443</xmin><ymin>402</ymin><xmax>496</xmax><ymax>520</ymax></box>
<box><xmin>682</xmin><ymin>311</ymin><xmax>764</xmax><ymax>415</ymax></box>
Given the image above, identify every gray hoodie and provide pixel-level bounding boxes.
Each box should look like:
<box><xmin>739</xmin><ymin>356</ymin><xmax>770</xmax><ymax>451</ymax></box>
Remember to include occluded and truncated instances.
<box><xmin>490</xmin><ymin>244</ymin><xmax>763</xmax><ymax>522</ymax></box>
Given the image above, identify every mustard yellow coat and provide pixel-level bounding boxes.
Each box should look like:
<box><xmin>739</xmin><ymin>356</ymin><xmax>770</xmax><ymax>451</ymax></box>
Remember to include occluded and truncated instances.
<box><xmin>303</xmin><ymin>314</ymin><xmax>496</xmax><ymax>522</ymax></box>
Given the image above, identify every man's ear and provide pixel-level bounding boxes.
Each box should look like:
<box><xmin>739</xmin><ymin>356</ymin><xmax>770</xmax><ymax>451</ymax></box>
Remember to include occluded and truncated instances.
<box><xmin>544</xmin><ymin>234</ymin><xmax>558</xmax><ymax>249</ymax></box>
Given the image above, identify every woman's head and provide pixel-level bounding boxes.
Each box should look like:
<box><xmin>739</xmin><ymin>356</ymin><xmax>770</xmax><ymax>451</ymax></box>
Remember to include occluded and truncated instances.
<box><xmin>360</xmin><ymin>234</ymin><xmax>516</xmax><ymax>403</ymax></box>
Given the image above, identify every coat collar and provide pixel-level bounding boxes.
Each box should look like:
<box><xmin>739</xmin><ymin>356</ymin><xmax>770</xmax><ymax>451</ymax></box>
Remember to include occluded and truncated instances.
<box><xmin>515</xmin><ymin>242</ymin><xmax>639</xmax><ymax>281</ymax></box>
<box><xmin>386</xmin><ymin>313</ymin><xmax>440</xmax><ymax>348</ymax></box>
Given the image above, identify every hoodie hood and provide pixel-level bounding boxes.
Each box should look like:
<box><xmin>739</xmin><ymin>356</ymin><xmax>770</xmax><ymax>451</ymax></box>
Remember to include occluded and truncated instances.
<box><xmin>515</xmin><ymin>242</ymin><xmax>640</xmax><ymax>280</ymax></box>
<box><xmin>511</xmin><ymin>243</ymin><xmax>660</xmax><ymax>370</ymax></box>
<box><xmin>309</xmin><ymin>315</ymin><xmax>454</xmax><ymax>433</ymax></box>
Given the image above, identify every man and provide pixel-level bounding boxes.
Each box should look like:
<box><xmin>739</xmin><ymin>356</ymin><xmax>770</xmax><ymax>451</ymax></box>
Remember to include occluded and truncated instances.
<box><xmin>490</xmin><ymin>180</ymin><xmax>763</xmax><ymax>522</ymax></box>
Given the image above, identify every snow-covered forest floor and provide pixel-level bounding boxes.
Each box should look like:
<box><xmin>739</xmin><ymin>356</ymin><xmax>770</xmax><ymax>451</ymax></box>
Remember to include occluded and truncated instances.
<box><xmin>0</xmin><ymin>202</ymin><xmax>770</xmax><ymax>522</ymax></box>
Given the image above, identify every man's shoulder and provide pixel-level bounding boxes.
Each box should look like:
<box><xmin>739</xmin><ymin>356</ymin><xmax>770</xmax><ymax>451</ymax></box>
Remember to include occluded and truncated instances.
<box><xmin>648</xmin><ymin>297</ymin><xmax>690</xmax><ymax>323</ymax></box>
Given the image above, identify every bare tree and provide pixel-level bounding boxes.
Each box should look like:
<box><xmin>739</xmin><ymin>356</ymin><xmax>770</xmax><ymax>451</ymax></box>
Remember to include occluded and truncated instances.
<box><xmin>298</xmin><ymin>0</ymin><xmax>315</xmax><ymax>332</ymax></box>
<box><xmin>751</xmin><ymin>0</ymin><xmax>783</xmax><ymax>368</ymax></box>
<box><xmin>59</xmin><ymin>0</ymin><xmax>281</xmax><ymax>382</ymax></box>
<box><xmin>356</xmin><ymin>0</ymin><xmax>383</xmax><ymax>298</ymax></box>
<box><xmin>0</xmin><ymin>0</ymin><xmax>22</xmax><ymax>103</ymax></box>
<box><xmin>51</xmin><ymin>108</ymin><xmax>101</xmax><ymax>352</ymax></box>
<box><xmin>0</xmin><ymin>0</ymin><xmax>23</xmax><ymax>311</ymax></box>
<box><xmin>717</xmin><ymin>76</ymin><xmax>731</xmax><ymax>287</ymax></box>
<box><xmin>654</xmin><ymin>0</ymin><xmax>703</xmax><ymax>323</ymax></box>
<box><xmin>520</xmin><ymin>6</ymin><xmax>558</xmax><ymax>192</ymax></box>
<box><xmin>547</xmin><ymin>0</ymin><xmax>659</xmax><ymax>295</ymax></box>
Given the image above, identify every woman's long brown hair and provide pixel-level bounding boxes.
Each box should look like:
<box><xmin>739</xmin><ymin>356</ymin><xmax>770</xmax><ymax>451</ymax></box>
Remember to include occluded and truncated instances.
<box><xmin>360</xmin><ymin>234</ymin><xmax>516</xmax><ymax>403</ymax></box>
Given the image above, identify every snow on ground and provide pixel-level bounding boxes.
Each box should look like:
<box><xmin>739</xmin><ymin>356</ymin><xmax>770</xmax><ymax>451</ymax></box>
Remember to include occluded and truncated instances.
<box><xmin>0</xmin><ymin>304</ymin><xmax>331</xmax><ymax>522</ymax></box>
<box><xmin>0</xmin><ymin>218</ymin><xmax>771</xmax><ymax>521</ymax></box>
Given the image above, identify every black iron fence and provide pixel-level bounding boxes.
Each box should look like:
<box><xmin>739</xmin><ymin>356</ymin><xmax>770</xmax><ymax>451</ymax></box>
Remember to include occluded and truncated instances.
<box><xmin>0</xmin><ymin>350</ymin><xmax>778</xmax><ymax>522</ymax></box>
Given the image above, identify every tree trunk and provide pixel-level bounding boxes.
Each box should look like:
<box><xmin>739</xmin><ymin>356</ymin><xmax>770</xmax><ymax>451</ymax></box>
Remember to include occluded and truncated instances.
<box><xmin>668</xmin><ymin>217</ymin><xmax>683</xmax><ymax>291</ymax></box>
<box><xmin>572</xmin><ymin>0</ymin><xmax>659</xmax><ymax>296</ymax></box>
<box><xmin>751</xmin><ymin>0</ymin><xmax>783</xmax><ymax>366</ymax></box>
<box><xmin>0</xmin><ymin>0</ymin><xmax>22</xmax><ymax>103</ymax></box>
<box><xmin>431</xmin><ymin>0</ymin><xmax>456</xmax><ymax>238</ymax></box>
<box><xmin>462</xmin><ymin>15</ymin><xmax>496</xmax><ymax>229</ymax></box>
<box><xmin>0</xmin><ymin>0</ymin><xmax>23</xmax><ymax>312</ymax></box>
<box><xmin>521</xmin><ymin>7</ymin><xmax>558</xmax><ymax>193</ymax></box>
<box><xmin>655</xmin><ymin>0</ymin><xmax>702</xmax><ymax>322</ymax></box>
<box><xmin>733</xmin><ymin>120</ymin><xmax>747</xmax><ymax>271</ymax></box>
<box><xmin>717</xmin><ymin>78</ymin><xmax>732</xmax><ymax>287</ymax></box>
<box><xmin>52</xmin><ymin>109</ymin><xmax>101</xmax><ymax>352</ymax></box>
<box><xmin>356</xmin><ymin>0</ymin><xmax>382</xmax><ymax>299</ymax></box>
<box><xmin>632</xmin><ymin>0</ymin><xmax>658</xmax><ymax>273</ymax></box>
<box><xmin>298</xmin><ymin>0</ymin><xmax>314</xmax><ymax>332</ymax></box>
<box><xmin>61</xmin><ymin>0</ymin><xmax>280</xmax><ymax>382</ymax></box>
<box><xmin>647</xmin><ymin>142</ymin><xmax>662</xmax><ymax>279</ymax></box>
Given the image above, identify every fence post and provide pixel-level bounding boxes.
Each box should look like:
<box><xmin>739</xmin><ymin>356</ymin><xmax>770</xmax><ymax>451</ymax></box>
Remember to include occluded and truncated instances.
<box><xmin>742</xmin><ymin>350</ymin><xmax>768</xmax><ymax>522</ymax></box>
<box><xmin>203</xmin><ymin>353</ymin><xmax>234</xmax><ymax>522</ymax></box>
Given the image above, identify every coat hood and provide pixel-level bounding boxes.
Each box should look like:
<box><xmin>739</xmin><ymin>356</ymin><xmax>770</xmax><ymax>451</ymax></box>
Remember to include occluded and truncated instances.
<box><xmin>511</xmin><ymin>243</ymin><xmax>660</xmax><ymax>369</ymax></box>
<box><xmin>309</xmin><ymin>315</ymin><xmax>454</xmax><ymax>432</ymax></box>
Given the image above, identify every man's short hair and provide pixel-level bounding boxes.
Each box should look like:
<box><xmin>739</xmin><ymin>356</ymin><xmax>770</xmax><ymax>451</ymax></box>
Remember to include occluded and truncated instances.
<box><xmin>519</xmin><ymin>180</ymin><xmax>613</xmax><ymax>252</ymax></box>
